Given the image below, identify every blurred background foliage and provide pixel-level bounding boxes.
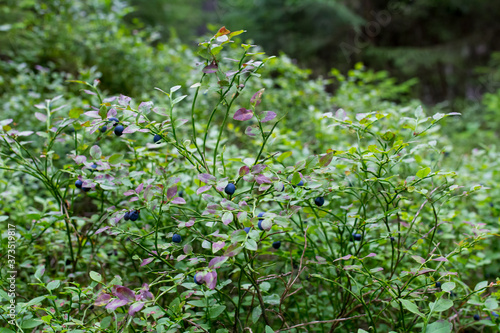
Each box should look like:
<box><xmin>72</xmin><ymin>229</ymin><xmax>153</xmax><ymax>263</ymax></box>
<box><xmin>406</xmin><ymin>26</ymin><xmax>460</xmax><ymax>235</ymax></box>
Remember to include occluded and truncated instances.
<box><xmin>1</xmin><ymin>0</ymin><xmax>500</xmax><ymax>151</ymax></box>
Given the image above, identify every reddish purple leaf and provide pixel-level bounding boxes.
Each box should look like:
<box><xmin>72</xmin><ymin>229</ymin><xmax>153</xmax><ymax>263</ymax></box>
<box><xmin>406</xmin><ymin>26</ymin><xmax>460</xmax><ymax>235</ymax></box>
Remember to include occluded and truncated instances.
<box><xmin>113</xmin><ymin>286</ymin><xmax>135</xmax><ymax>302</ymax></box>
<box><xmin>198</xmin><ymin>173</ymin><xmax>216</xmax><ymax>184</ymax></box>
<box><xmin>95</xmin><ymin>293</ymin><xmax>111</xmax><ymax>306</ymax></box>
<box><xmin>245</xmin><ymin>125</ymin><xmax>260</xmax><ymax>137</ymax></box>
<box><xmin>333</xmin><ymin>254</ymin><xmax>352</xmax><ymax>262</ymax></box>
<box><xmin>107</xmin><ymin>108</ymin><xmax>117</xmax><ymax>117</ymax></box>
<box><xmin>167</xmin><ymin>186</ymin><xmax>177</xmax><ymax>199</ymax></box>
<box><xmin>136</xmin><ymin>283</ymin><xmax>153</xmax><ymax>301</ymax></box>
<box><xmin>260</xmin><ymin>111</ymin><xmax>277</xmax><ymax>123</ymax></box>
<box><xmin>197</xmin><ymin>185</ymin><xmax>212</xmax><ymax>195</ymax></box>
<box><xmin>212</xmin><ymin>241</ymin><xmax>226</xmax><ymax>253</ymax></box>
<box><xmin>251</xmin><ymin>164</ymin><xmax>267</xmax><ymax>174</ymax></box>
<box><xmin>255</xmin><ymin>174</ymin><xmax>272</xmax><ymax>184</ymax></box>
<box><xmin>128</xmin><ymin>302</ymin><xmax>145</xmax><ymax>316</ymax></box>
<box><xmin>172</xmin><ymin>197</ymin><xmax>186</xmax><ymax>204</ymax></box>
<box><xmin>433</xmin><ymin>257</ymin><xmax>448</xmax><ymax>262</ymax></box>
<box><xmin>233</xmin><ymin>108</ymin><xmax>253</xmax><ymax>121</ymax></box>
<box><xmin>135</xmin><ymin>183</ymin><xmax>143</xmax><ymax>194</ymax></box>
<box><xmin>250</xmin><ymin>89</ymin><xmax>265</xmax><ymax>106</ymax></box>
<box><xmin>205</xmin><ymin>271</ymin><xmax>218</xmax><ymax>290</ymax></box>
<box><xmin>209</xmin><ymin>256</ymin><xmax>228</xmax><ymax>269</ymax></box>
<box><xmin>202</xmin><ymin>64</ymin><xmax>218</xmax><ymax>74</ymax></box>
<box><xmin>140</xmin><ymin>258</ymin><xmax>154</xmax><ymax>267</ymax></box>
<box><xmin>95</xmin><ymin>226</ymin><xmax>110</xmax><ymax>235</ymax></box>
<box><xmin>105</xmin><ymin>298</ymin><xmax>128</xmax><ymax>311</ymax></box>
<box><xmin>239</xmin><ymin>166</ymin><xmax>250</xmax><ymax>176</ymax></box>
<box><xmin>118</xmin><ymin>95</ymin><xmax>131</xmax><ymax>106</ymax></box>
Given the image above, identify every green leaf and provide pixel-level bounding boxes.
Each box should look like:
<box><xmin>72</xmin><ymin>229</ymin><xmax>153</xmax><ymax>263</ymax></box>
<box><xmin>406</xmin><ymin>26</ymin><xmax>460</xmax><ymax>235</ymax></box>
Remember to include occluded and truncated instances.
<box><xmin>26</xmin><ymin>296</ymin><xmax>46</xmax><ymax>307</ymax></box>
<box><xmin>475</xmin><ymin>281</ymin><xmax>488</xmax><ymax>292</ymax></box>
<box><xmin>35</xmin><ymin>266</ymin><xmax>45</xmax><ymax>279</ymax></box>
<box><xmin>100</xmin><ymin>317</ymin><xmax>112</xmax><ymax>329</ymax></box>
<box><xmin>209</xmin><ymin>305</ymin><xmax>226</xmax><ymax>319</ymax></box>
<box><xmin>89</xmin><ymin>271</ymin><xmax>102</xmax><ymax>283</ymax></box>
<box><xmin>425</xmin><ymin>320</ymin><xmax>452</xmax><ymax>333</ymax></box>
<box><xmin>265</xmin><ymin>325</ymin><xmax>274</xmax><ymax>333</ymax></box>
<box><xmin>245</xmin><ymin>239</ymin><xmax>258</xmax><ymax>251</ymax></box>
<box><xmin>172</xmin><ymin>95</ymin><xmax>187</xmax><ymax>105</ymax></box>
<box><xmin>416</xmin><ymin>167</ymin><xmax>431</xmax><ymax>178</ymax></box>
<box><xmin>188</xmin><ymin>300</ymin><xmax>207</xmax><ymax>307</ymax></box>
<box><xmin>21</xmin><ymin>319</ymin><xmax>43</xmax><ymax>329</ymax></box>
<box><xmin>441</xmin><ymin>282</ymin><xmax>455</xmax><ymax>293</ymax></box>
<box><xmin>291</xmin><ymin>172</ymin><xmax>302</xmax><ymax>185</ymax></box>
<box><xmin>252</xmin><ymin>306</ymin><xmax>262</xmax><ymax>323</ymax></box>
<box><xmin>69</xmin><ymin>108</ymin><xmax>83</xmax><ymax>119</ymax></box>
<box><xmin>108</xmin><ymin>153</ymin><xmax>123</xmax><ymax>164</ymax></box>
<box><xmin>400</xmin><ymin>299</ymin><xmax>424</xmax><ymax>317</ymax></box>
<box><xmin>429</xmin><ymin>299</ymin><xmax>453</xmax><ymax>312</ymax></box>
<box><xmin>90</xmin><ymin>145</ymin><xmax>101</xmax><ymax>160</ymax></box>
<box><xmin>46</xmin><ymin>280</ymin><xmax>60</xmax><ymax>291</ymax></box>
<box><xmin>0</xmin><ymin>328</ymin><xmax>16</xmax><ymax>333</ymax></box>
<box><xmin>485</xmin><ymin>298</ymin><xmax>498</xmax><ymax>310</ymax></box>
<box><xmin>277</xmin><ymin>151</ymin><xmax>292</xmax><ymax>163</ymax></box>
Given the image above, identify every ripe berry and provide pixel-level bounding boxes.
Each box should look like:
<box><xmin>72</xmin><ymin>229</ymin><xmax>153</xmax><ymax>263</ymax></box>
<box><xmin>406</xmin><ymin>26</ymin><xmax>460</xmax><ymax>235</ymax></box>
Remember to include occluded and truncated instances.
<box><xmin>225</xmin><ymin>183</ymin><xmax>236</xmax><ymax>195</ymax></box>
<box><xmin>108</xmin><ymin>117</ymin><xmax>119</xmax><ymax>125</ymax></box>
<box><xmin>258</xmin><ymin>220</ymin><xmax>264</xmax><ymax>230</ymax></box>
<box><xmin>129</xmin><ymin>210</ymin><xmax>140</xmax><ymax>221</ymax></box>
<box><xmin>257</xmin><ymin>212</ymin><xmax>265</xmax><ymax>219</ymax></box>
<box><xmin>390</xmin><ymin>236</ymin><xmax>395</xmax><ymax>242</ymax></box>
<box><xmin>435</xmin><ymin>281</ymin><xmax>441</xmax><ymax>288</ymax></box>
<box><xmin>123</xmin><ymin>211</ymin><xmax>131</xmax><ymax>221</ymax></box>
<box><xmin>153</xmin><ymin>134</ymin><xmax>162</xmax><ymax>143</ymax></box>
<box><xmin>172</xmin><ymin>234</ymin><xmax>182</xmax><ymax>243</ymax></box>
<box><xmin>194</xmin><ymin>274</ymin><xmax>203</xmax><ymax>285</ymax></box>
<box><xmin>292</xmin><ymin>180</ymin><xmax>304</xmax><ymax>188</ymax></box>
<box><xmin>474</xmin><ymin>314</ymin><xmax>480</xmax><ymax>321</ymax></box>
<box><xmin>65</xmin><ymin>259</ymin><xmax>72</xmax><ymax>266</ymax></box>
<box><xmin>244</xmin><ymin>227</ymin><xmax>251</xmax><ymax>233</ymax></box>
<box><xmin>82</xmin><ymin>186</ymin><xmax>91</xmax><ymax>192</ymax></box>
<box><xmin>99</xmin><ymin>126</ymin><xmax>107</xmax><ymax>133</ymax></box>
<box><xmin>352</xmin><ymin>233</ymin><xmax>362</xmax><ymax>241</ymax></box>
<box><xmin>272</xmin><ymin>241</ymin><xmax>281</xmax><ymax>249</ymax></box>
<box><xmin>314</xmin><ymin>197</ymin><xmax>325</xmax><ymax>206</ymax></box>
<box><xmin>179</xmin><ymin>190</ymin><xmax>184</xmax><ymax>198</ymax></box>
<box><xmin>90</xmin><ymin>163</ymin><xmax>97</xmax><ymax>170</ymax></box>
<box><xmin>75</xmin><ymin>179</ymin><xmax>83</xmax><ymax>189</ymax></box>
<box><xmin>114</xmin><ymin>125</ymin><xmax>124</xmax><ymax>136</ymax></box>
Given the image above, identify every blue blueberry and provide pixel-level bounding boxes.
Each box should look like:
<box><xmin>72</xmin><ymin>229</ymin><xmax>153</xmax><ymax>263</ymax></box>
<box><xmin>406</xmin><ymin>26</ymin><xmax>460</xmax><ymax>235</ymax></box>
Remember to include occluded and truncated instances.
<box><xmin>172</xmin><ymin>234</ymin><xmax>182</xmax><ymax>243</ymax></box>
<box><xmin>257</xmin><ymin>212</ymin><xmax>265</xmax><ymax>219</ymax></box>
<box><xmin>123</xmin><ymin>211</ymin><xmax>131</xmax><ymax>221</ymax></box>
<box><xmin>108</xmin><ymin>117</ymin><xmax>119</xmax><ymax>126</ymax></box>
<box><xmin>114</xmin><ymin>125</ymin><xmax>124</xmax><ymax>136</ymax></box>
<box><xmin>179</xmin><ymin>190</ymin><xmax>184</xmax><ymax>198</ymax></box>
<box><xmin>90</xmin><ymin>163</ymin><xmax>97</xmax><ymax>170</ymax></box>
<box><xmin>314</xmin><ymin>197</ymin><xmax>325</xmax><ymax>207</ymax></box>
<box><xmin>82</xmin><ymin>186</ymin><xmax>91</xmax><ymax>192</ymax></box>
<box><xmin>75</xmin><ymin>179</ymin><xmax>83</xmax><ymax>189</ymax></box>
<box><xmin>352</xmin><ymin>233</ymin><xmax>362</xmax><ymax>241</ymax></box>
<box><xmin>272</xmin><ymin>241</ymin><xmax>281</xmax><ymax>249</ymax></box>
<box><xmin>292</xmin><ymin>180</ymin><xmax>304</xmax><ymax>188</ymax></box>
<box><xmin>258</xmin><ymin>220</ymin><xmax>264</xmax><ymax>230</ymax></box>
<box><xmin>474</xmin><ymin>314</ymin><xmax>480</xmax><ymax>321</ymax></box>
<box><xmin>435</xmin><ymin>281</ymin><xmax>441</xmax><ymax>288</ymax></box>
<box><xmin>153</xmin><ymin>134</ymin><xmax>162</xmax><ymax>143</ymax></box>
<box><xmin>225</xmin><ymin>183</ymin><xmax>236</xmax><ymax>195</ymax></box>
<box><xmin>390</xmin><ymin>237</ymin><xmax>395</xmax><ymax>242</ymax></box>
<box><xmin>244</xmin><ymin>227</ymin><xmax>251</xmax><ymax>233</ymax></box>
<box><xmin>194</xmin><ymin>273</ymin><xmax>203</xmax><ymax>285</ymax></box>
<box><xmin>99</xmin><ymin>126</ymin><xmax>107</xmax><ymax>133</ymax></box>
<box><xmin>492</xmin><ymin>312</ymin><xmax>499</xmax><ymax>319</ymax></box>
<box><xmin>129</xmin><ymin>210</ymin><xmax>140</xmax><ymax>221</ymax></box>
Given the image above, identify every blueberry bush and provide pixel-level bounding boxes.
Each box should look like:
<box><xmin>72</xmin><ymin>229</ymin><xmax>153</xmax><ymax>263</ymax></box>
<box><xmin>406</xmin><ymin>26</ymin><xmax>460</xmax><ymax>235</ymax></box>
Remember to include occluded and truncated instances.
<box><xmin>1</xmin><ymin>27</ymin><xmax>500</xmax><ymax>333</ymax></box>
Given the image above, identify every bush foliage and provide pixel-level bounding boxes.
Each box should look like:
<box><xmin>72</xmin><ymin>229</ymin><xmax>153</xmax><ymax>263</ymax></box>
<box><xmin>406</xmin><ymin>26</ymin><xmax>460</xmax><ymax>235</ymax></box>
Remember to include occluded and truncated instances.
<box><xmin>2</xmin><ymin>2</ymin><xmax>500</xmax><ymax>333</ymax></box>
